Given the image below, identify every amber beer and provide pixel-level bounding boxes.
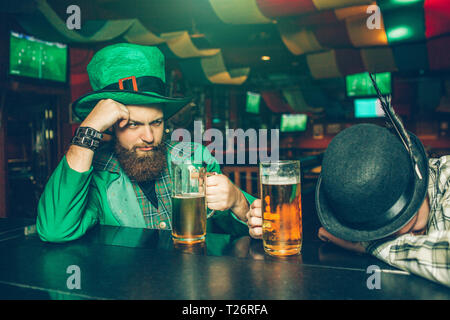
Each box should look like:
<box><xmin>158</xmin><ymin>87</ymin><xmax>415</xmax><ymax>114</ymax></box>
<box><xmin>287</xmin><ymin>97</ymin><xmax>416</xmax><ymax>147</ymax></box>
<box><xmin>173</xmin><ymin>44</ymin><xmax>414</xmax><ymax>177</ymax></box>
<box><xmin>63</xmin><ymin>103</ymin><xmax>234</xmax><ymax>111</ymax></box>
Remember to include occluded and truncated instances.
<box><xmin>171</xmin><ymin>193</ymin><xmax>207</xmax><ymax>244</ymax></box>
<box><xmin>260</xmin><ymin>161</ymin><xmax>302</xmax><ymax>256</ymax></box>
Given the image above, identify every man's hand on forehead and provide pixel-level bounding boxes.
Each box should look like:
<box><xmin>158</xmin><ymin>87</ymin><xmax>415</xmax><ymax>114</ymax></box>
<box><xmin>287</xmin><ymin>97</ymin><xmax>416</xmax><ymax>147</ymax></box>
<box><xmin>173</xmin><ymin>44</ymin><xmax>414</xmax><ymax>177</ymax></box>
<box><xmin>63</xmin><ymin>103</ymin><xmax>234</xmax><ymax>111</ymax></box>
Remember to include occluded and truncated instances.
<box><xmin>81</xmin><ymin>99</ymin><xmax>130</xmax><ymax>133</ymax></box>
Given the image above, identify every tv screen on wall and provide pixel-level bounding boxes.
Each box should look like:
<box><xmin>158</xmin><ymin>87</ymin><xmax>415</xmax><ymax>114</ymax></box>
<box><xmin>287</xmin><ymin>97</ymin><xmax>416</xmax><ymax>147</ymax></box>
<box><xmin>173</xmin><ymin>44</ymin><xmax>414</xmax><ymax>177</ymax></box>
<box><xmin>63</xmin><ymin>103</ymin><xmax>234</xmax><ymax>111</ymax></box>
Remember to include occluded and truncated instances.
<box><xmin>9</xmin><ymin>31</ymin><xmax>68</xmax><ymax>83</ymax></box>
<box><xmin>280</xmin><ymin>114</ymin><xmax>308</xmax><ymax>132</ymax></box>
<box><xmin>246</xmin><ymin>91</ymin><xmax>261</xmax><ymax>114</ymax></box>
<box><xmin>354</xmin><ymin>98</ymin><xmax>385</xmax><ymax>118</ymax></box>
<box><xmin>346</xmin><ymin>72</ymin><xmax>391</xmax><ymax>97</ymax></box>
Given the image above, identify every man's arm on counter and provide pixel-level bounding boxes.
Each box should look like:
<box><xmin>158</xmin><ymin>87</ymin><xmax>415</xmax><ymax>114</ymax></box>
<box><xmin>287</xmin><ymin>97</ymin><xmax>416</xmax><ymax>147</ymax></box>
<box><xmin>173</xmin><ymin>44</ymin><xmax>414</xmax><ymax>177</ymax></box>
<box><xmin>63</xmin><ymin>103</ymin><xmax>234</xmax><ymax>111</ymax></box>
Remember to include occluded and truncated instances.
<box><xmin>36</xmin><ymin>154</ymin><xmax>100</xmax><ymax>242</ymax></box>
<box><xmin>364</xmin><ymin>231</ymin><xmax>450</xmax><ymax>287</ymax></box>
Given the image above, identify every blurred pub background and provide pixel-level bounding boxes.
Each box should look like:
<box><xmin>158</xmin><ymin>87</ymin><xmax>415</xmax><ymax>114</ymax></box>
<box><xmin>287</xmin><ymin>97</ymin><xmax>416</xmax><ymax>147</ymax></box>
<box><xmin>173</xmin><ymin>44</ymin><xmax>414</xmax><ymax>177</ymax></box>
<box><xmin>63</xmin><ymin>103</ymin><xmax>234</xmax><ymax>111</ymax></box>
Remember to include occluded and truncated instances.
<box><xmin>0</xmin><ymin>0</ymin><xmax>449</xmax><ymax>240</ymax></box>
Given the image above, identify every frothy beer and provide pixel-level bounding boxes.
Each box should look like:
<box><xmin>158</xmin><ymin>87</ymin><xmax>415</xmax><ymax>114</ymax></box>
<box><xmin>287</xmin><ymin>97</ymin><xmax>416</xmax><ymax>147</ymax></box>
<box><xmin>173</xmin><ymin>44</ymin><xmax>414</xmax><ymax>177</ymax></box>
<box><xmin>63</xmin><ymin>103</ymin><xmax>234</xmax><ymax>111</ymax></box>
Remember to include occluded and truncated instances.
<box><xmin>262</xmin><ymin>176</ymin><xmax>302</xmax><ymax>256</ymax></box>
<box><xmin>172</xmin><ymin>193</ymin><xmax>207</xmax><ymax>244</ymax></box>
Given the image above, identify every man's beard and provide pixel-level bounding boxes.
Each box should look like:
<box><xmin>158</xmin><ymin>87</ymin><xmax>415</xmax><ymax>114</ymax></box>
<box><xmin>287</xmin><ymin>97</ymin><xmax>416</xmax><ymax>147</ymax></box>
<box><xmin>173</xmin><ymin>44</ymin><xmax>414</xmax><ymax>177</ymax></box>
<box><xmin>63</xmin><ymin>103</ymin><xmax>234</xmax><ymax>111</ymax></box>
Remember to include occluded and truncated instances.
<box><xmin>114</xmin><ymin>140</ymin><xmax>167</xmax><ymax>182</ymax></box>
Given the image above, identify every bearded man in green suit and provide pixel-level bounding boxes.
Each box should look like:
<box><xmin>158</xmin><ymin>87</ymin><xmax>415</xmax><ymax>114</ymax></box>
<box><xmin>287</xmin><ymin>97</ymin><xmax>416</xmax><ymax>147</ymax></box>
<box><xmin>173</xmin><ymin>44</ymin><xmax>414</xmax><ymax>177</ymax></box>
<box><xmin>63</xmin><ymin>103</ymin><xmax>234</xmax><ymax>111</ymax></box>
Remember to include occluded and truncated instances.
<box><xmin>37</xmin><ymin>44</ymin><xmax>254</xmax><ymax>242</ymax></box>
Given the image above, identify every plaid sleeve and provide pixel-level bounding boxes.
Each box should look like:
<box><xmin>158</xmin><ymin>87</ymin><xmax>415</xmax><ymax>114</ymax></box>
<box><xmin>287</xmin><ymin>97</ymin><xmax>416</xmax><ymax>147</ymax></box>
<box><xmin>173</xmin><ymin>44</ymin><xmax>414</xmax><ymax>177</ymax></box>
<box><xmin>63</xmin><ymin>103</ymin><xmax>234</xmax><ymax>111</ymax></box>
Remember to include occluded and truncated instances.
<box><xmin>360</xmin><ymin>156</ymin><xmax>450</xmax><ymax>287</ymax></box>
<box><xmin>364</xmin><ymin>231</ymin><xmax>450</xmax><ymax>287</ymax></box>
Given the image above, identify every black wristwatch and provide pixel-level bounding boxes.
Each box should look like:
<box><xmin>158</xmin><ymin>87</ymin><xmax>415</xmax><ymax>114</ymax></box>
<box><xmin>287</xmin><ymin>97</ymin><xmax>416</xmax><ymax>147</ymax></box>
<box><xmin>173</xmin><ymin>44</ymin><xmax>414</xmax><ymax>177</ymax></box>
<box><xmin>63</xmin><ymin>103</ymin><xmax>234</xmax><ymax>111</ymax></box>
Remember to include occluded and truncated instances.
<box><xmin>71</xmin><ymin>126</ymin><xmax>103</xmax><ymax>151</ymax></box>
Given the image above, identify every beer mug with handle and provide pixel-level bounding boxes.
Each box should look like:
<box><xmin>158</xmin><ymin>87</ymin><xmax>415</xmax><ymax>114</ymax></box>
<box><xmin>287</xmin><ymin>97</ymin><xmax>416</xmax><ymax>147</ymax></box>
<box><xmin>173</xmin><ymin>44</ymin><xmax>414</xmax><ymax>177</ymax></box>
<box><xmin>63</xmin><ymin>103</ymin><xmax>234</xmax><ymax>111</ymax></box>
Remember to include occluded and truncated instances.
<box><xmin>260</xmin><ymin>160</ymin><xmax>302</xmax><ymax>256</ymax></box>
<box><xmin>171</xmin><ymin>160</ymin><xmax>215</xmax><ymax>244</ymax></box>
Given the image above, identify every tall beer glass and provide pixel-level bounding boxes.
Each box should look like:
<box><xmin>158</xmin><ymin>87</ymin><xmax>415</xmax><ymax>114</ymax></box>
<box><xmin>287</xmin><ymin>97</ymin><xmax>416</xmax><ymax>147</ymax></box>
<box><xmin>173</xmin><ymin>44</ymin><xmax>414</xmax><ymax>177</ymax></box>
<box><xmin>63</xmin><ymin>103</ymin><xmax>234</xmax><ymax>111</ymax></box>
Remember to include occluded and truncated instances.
<box><xmin>260</xmin><ymin>160</ymin><xmax>302</xmax><ymax>256</ymax></box>
<box><xmin>171</xmin><ymin>160</ymin><xmax>214</xmax><ymax>244</ymax></box>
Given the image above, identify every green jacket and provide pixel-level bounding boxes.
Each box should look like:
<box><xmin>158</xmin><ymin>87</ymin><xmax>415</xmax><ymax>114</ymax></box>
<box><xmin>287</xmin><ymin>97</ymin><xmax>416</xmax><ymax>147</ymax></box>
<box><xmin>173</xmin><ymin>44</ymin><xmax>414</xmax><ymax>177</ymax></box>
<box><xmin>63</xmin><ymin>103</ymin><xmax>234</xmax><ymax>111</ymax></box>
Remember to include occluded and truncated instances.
<box><xmin>37</xmin><ymin>142</ymin><xmax>255</xmax><ymax>242</ymax></box>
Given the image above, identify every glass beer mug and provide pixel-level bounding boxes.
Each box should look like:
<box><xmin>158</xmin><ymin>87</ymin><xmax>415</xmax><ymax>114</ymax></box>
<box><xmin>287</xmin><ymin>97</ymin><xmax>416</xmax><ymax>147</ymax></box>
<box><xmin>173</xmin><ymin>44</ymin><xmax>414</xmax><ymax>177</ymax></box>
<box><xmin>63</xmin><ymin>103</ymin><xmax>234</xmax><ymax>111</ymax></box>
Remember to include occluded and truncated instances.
<box><xmin>171</xmin><ymin>160</ymin><xmax>214</xmax><ymax>244</ymax></box>
<box><xmin>260</xmin><ymin>160</ymin><xmax>302</xmax><ymax>256</ymax></box>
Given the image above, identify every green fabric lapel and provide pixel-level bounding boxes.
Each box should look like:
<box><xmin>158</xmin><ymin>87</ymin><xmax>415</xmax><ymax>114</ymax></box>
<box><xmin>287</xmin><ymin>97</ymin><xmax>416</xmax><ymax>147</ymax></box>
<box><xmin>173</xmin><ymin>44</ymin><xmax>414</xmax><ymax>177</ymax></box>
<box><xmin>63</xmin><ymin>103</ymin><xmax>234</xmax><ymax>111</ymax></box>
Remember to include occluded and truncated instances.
<box><xmin>107</xmin><ymin>167</ymin><xmax>147</xmax><ymax>228</ymax></box>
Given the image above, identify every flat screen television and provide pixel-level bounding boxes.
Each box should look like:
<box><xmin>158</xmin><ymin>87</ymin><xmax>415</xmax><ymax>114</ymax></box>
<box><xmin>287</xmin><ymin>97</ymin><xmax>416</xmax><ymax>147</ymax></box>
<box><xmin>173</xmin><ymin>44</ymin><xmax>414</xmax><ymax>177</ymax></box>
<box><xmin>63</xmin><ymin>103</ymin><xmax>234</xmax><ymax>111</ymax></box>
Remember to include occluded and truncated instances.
<box><xmin>354</xmin><ymin>98</ymin><xmax>385</xmax><ymax>118</ymax></box>
<box><xmin>246</xmin><ymin>91</ymin><xmax>260</xmax><ymax>114</ymax></box>
<box><xmin>346</xmin><ymin>72</ymin><xmax>391</xmax><ymax>97</ymax></box>
<box><xmin>280</xmin><ymin>114</ymin><xmax>308</xmax><ymax>132</ymax></box>
<box><xmin>9</xmin><ymin>31</ymin><xmax>68</xmax><ymax>83</ymax></box>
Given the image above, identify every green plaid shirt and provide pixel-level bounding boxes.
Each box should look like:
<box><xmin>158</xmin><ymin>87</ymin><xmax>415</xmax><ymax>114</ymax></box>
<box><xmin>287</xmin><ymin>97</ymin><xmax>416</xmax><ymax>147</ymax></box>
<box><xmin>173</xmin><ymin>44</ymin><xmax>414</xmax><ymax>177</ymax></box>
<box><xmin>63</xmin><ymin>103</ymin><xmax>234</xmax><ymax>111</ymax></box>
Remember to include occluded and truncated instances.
<box><xmin>93</xmin><ymin>141</ymin><xmax>181</xmax><ymax>230</ymax></box>
<box><xmin>364</xmin><ymin>156</ymin><xmax>450</xmax><ymax>287</ymax></box>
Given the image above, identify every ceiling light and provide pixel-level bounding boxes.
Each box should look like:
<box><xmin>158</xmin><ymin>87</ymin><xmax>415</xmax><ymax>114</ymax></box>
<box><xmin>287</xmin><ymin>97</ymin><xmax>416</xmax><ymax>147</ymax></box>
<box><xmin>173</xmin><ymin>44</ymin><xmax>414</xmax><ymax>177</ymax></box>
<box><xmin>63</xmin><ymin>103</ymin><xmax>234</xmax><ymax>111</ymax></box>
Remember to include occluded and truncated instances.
<box><xmin>387</xmin><ymin>26</ymin><xmax>412</xmax><ymax>41</ymax></box>
<box><xmin>190</xmin><ymin>33</ymin><xmax>205</xmax><ymax>38</ymax></box>
<box><xmin>391</xmin><ymin>0</ymin><xmax>422</xmax><ymax>4</ymax></box>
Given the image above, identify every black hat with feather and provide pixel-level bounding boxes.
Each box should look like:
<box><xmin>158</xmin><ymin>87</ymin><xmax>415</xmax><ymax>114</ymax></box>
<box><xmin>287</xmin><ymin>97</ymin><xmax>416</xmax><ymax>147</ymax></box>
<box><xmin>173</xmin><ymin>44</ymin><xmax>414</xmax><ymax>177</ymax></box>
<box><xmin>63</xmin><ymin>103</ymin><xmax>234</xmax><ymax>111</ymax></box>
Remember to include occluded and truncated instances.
<box><xmin>315</xmin><ymin>74</ymin><xmax>429</xmax><ymax>241</ymax></box>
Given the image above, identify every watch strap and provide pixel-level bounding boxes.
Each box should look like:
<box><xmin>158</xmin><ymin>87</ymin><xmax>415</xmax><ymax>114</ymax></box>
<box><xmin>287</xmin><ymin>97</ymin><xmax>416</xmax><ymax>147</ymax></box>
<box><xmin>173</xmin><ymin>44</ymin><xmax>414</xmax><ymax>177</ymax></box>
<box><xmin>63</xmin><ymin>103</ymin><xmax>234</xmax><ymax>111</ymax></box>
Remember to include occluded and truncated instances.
<box><xmin>71</xmin><ymin>126</ymin><xmax>103</xmax><ymax>151</ymax></box>
<box><xmin>75</xmin><ymin>126</ymin><xmax>103</xmax><ymax>140</ymax></box>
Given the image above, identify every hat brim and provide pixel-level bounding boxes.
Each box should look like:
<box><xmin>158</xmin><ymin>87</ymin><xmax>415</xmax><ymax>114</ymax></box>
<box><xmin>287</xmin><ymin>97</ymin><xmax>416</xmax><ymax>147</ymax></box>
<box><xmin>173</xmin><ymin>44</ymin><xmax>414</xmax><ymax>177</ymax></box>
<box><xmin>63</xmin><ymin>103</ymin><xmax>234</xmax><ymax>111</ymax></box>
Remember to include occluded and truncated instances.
<box><xmin>72</xmin><ymin>90</ymin><xmax>192</xmax><ymax>121</ymax></box>
<box><xmin>315</xmin><ymin>133</ymin><xmax>429</xmax><ymax>242</ymax></box>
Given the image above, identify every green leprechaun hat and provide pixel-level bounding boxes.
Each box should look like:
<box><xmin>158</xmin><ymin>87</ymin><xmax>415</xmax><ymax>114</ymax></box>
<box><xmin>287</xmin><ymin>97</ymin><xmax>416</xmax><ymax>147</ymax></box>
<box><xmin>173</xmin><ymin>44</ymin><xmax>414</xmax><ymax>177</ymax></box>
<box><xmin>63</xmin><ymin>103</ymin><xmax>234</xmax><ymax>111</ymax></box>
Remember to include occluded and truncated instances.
<box><xmin>72</xmin><ymin>43</ymin><xmax>191</xmax><ymax>121</ymax></box>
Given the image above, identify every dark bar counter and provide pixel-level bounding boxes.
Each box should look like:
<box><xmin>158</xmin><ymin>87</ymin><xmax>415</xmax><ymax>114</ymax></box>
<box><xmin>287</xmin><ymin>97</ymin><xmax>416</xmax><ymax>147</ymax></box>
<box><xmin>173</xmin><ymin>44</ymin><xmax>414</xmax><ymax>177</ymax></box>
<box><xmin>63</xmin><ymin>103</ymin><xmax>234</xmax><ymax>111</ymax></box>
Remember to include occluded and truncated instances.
<box><xmin>0</xmin><ymin>222</ymin><xmax>449</xmax><ymax>300</ymax></box>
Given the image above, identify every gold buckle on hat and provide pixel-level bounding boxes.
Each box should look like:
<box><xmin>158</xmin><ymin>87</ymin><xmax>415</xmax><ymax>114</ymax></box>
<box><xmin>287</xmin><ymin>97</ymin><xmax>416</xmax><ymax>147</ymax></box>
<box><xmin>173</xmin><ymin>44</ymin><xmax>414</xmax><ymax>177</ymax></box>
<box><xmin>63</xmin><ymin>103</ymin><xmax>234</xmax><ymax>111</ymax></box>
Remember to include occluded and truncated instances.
<box><xmin>118</xmin><ymin>76</ymin><xmax>138</xmax><ymax>91</ymax></box>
